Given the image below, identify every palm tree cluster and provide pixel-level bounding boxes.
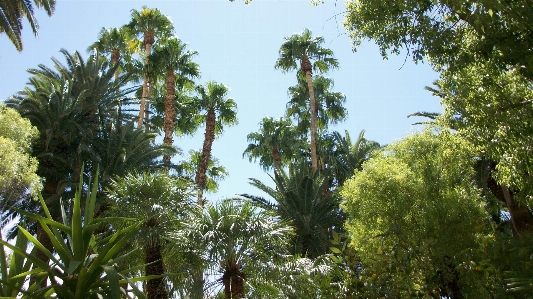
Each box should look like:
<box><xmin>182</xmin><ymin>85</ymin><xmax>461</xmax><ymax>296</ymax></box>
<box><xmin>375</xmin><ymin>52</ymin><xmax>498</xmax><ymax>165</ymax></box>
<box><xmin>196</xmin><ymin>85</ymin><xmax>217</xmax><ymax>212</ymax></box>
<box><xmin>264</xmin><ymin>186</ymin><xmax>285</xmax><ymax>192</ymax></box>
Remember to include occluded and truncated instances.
<box><xmin>0</xmin><ymin>12</ymin><xmax>380</xmax><ymax>296</ymax></box>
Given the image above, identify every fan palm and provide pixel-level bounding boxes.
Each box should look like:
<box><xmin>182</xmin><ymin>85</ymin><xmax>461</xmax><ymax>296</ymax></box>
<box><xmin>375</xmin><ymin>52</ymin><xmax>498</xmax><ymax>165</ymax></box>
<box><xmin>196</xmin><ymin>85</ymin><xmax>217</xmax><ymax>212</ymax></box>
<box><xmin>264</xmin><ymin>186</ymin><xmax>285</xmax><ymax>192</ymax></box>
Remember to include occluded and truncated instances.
<box><xmin>88</xmin><ymin>26</ymin><xmax>132</xmax><ymax>81</ymax></box>
<box><xmin>149</xmin><ymin>37</ymin><xmax>200</xmax><ymax>165</ymax></box>
<box><xmin>177</xmin><ymin>149</ymin><xmax>228</xmax><ymax>194</ymax></box>
<box><xmin>242</xmin><ymin>164</ymin><xmax>344</xmax><ymax>258</ymax></box>
<box><xmin>275</xmin><ymin>28</ymin><xmax>339</xmax><ymax>171</ymax></box>
<box><xmin>176</xmin><ymin>200</ymin><xmax>292</xmax><ymax>299</ymax></box>
<box><xmin>106</xmin><ymin>171</ymin><xmax>195</xmax><ymax>299</ymax></box>
<box><xmin>0</xmin><ymin>0</ymin><xmax>55</xmax><ymax>51</ymax></box>
<box><xmin>319</xmin><ymin>130</ymin><xmax>380</xmax><ymax>187</ymax></box>
<box><xmin>195</xmin><ymin>81</ymin><xmax>238</xmax><ymax>205</ymax></box>
<box><xmin>127</xmin><ymin>6</ymin><xmax>174</xmax><ymax>128</ymax></box>
<box><xmin>243</xmin><ymin>116</ymin><xmax>304</xmax><ymax>173</ymax></box>
<box><xmin>287</xmin><ymin>75</ymin><xmax>347</xmax><ymax>135</ymax></box>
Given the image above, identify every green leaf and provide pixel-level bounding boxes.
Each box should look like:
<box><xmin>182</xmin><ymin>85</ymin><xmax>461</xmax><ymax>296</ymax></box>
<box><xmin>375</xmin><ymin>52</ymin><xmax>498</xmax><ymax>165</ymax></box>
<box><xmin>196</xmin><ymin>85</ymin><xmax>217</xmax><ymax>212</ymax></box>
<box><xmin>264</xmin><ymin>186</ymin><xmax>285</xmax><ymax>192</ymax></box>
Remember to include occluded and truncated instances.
<box><xmin>488</xmin><ymin>9</ymin><xmax>493</xmax><ymax>17</ymax></box>
<box><xmin>329</xmin><ymin>246</ymin><xmax>342</xmax><ymax>254</ymax></box>
<box><xmin>68</xmin><ymin>261</ymin><xmax>82</xmax><ymax>275</ymax></box>
<box><xmin>102</xmin><ymin>265</ymin><xmax>120</xmax><ymax>299</ymax></box>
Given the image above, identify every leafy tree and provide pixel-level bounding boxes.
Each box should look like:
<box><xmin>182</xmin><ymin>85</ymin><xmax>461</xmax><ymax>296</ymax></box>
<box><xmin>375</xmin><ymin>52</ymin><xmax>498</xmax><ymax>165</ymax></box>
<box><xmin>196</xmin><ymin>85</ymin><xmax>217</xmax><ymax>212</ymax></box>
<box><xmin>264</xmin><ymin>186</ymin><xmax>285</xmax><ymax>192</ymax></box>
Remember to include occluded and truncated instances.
<box><xmin>344</xmin><ymin>0</ymin><xmax>533</xmax><ymax>80</ymax></box>
<box><xmin>341</xmin><ymin>129</ymin><xmax>489</xmax><ymax>298</ymax></box>
<box><xmin>243</xmin><ymin>164</ymin><xmax>344</xmax><ymax>258</ymax></box>
<box><xmin>127</xmin><ymin>6</ymin><xmax>174</xmax><ymax>128</ymax></box>
<box><xmin>176</xmin><ymin>200</ymin><xmax>292</xmax><ymax>299</ymax></box>
<box><xmin>243</xmin><ymin>116</ymin><xmax>303</xmax><ymax>172</ymax></box>
<box><xmin>148</xmin><ymin>37</ymin><xmax>200</xmax><ymax>165</ymax></box>
<box><xmin>287</xmin><ymin>75</ymin><xmax>347</xmax><ymax>135</ymax></box>
<box><xmin>0</xmin><ymin>0</ymin><xmax>55</xmax><ymax>51</ymax></box>
<box><xmin>106</xmin><ymin>171</ymin><xmax>195</xmax><ymax>299</ymax></box>
<box><xmin>275</xmin><ymin>28</ymin><xmax>339</xmax><ymax>171</ymax></box>
<box><xmin>195</xmin><ymin>81</ymin><xmax>238</xmax><ymax>205</ymax></box>
<box><xmin>0</xmin><ymin>104</ymin><xmax>41</xmax><ymax>214</ymax></box>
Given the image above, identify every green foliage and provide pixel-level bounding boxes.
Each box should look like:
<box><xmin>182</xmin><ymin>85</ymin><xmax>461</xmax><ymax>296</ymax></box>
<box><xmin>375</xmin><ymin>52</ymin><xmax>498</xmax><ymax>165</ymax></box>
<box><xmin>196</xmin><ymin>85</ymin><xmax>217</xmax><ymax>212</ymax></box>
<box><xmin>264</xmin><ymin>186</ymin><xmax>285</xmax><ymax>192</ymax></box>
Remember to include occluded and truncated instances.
<box><xmin>176</xmin><ymin>150</ymin><xmax>228</xmax><ymax>193</ymax></box>
<box><xmin>0</xmin><ymin>170</ymin><xmax>150</xmax><ymax>299</ymax></box>
<box><xmin>341</xmin><ymin>129</ymin><xmax>489</xmax><ymax>297</ymax></box>
<box><xmin>0</xmin><ymin>104</ymin><xmax>41</xmax><ymax>205</ymax></box>
<box><xmin>244</xmin><ymin>164</ymin><xmax>344</xmax><ymax>258</ymax></box>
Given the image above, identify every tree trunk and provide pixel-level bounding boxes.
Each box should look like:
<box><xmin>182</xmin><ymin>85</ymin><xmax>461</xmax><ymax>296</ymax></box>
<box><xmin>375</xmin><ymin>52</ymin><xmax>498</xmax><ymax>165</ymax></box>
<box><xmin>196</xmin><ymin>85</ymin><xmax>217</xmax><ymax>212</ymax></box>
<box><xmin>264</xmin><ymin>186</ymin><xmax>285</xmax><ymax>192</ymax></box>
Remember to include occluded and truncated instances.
<box><xmin>301</xmin><ymin>56</ymin><xmax>318</xmax><ymax>172</ymax></box>
<box><xmin>145</xmin><ymin>237</ymin><xmax>168</xmax><ymax>299</ymax></box>
<box><xmin>223</xmin><ymin>267</ymin><xmax>245</xmax><ymax>299</ymax></box>
<box><xmin>163</xmin><ymin>71</ymin><xmax>176</xmax><ymax>167</ymax></box>
<box><xmin>195</xmin><ymin>108</ymin><xmax>216</xmax><ymax>206</ymax></box>
<box><xmin>138</xmin><ymin>38</ymin><xmax>153</xmax><ymax>129</ymax></box>
<box><xmin>501</xmin><ymin>185</ymin><xmax>533</xmax><ymax>237</ymax></box>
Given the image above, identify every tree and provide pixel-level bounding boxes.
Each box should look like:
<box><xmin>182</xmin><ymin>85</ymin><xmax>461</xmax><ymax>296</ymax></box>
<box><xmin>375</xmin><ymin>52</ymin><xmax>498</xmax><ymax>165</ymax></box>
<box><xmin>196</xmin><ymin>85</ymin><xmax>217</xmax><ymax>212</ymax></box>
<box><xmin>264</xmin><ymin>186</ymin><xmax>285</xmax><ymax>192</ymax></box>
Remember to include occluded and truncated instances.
<box><xmin>275</xmin><ymin>28</ymin><xmax>339</xmax><ymax>171</ymax></box>
<box><xmin>88</xmin><ymin>26</ymin><xmax>132</xmax><ymax>81</ymax></box>
<box><xmin>106</xmin><ymin>171</ymin><xmax>195</xmax><ymax>299</ymax></box>
<box><xmin>6</xmin><ymin>49</ymin><xmax>137</xmax><ymax>273</ymax></box>
<box><xmin>242</xmin><ymin>164</ymin><xmax>344</xmax><ymax>258</ymax></box>
<box><xmin>149</xmin><ymin>37</ymin><xmax>200</xmax><ymax>166</ymax></box>
<box><xmin>127</xmin><ymin>6</ymin><xmax>174</xmax><ymax>128</ymax></box>
<box><xmin>287</xmin><ymin>75</ymin><xmax>347</xmax><ymax>135</ymax></box>
<box><xmin>176</xmin><ymin>200</ymin><xmax>291</xmax><ymax>299</ymax></box>
<box><xmin>341</xmin><ymin>129</ymin><xmax>489</xmax><ymax>298</ymax></box>
<box><xmin>177</xmin><ymin>150</ymin><xmax>228</xmax><ymax>194</ymax></box>
<box><xmin>0</xmin><ymin>0</ymin><xmax>55</xmax><ymax>51</ymax></box>
<box><xmin>194</xmin><ymin>81</ymin><xmax>238</xmax><ymax>205</ymax></box>
<box><xmin>319</xmin><ymin>130</ymin><xmax>380</xmax><ymax>187</ymax></box>
<box><xmin>243</xmin><ymin>116</ymin><xmax>303</xmax><ymax>172</ymax></box>
<box><xmin>344</xmin><ymin>0</ymin><xmax>533</xmax><ymax>80</ymax></box>
<box><xmin>0</xmin><ymin>104</ymin><xmax>41</xmax><ymax>227</ymax></box>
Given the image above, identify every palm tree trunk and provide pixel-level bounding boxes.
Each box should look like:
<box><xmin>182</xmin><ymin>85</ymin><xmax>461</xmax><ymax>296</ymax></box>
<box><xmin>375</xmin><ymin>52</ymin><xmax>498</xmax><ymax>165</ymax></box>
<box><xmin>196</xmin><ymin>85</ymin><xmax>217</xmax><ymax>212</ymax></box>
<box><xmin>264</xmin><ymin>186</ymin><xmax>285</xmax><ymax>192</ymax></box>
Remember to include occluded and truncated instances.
<box><xmin>501</xmin><ymin>185</ymin><xmax>533</xmax><ymax>236</ymax></box>
<box><xmin>195</xmin><ymin>108</ymin><xmax>216</xmax><ymax>206</ymax></box>
<box><xmin>223</xmin><ymin>267</ymin><xmax>245</xmax><ymax>299</ymax></box>
<box><xmin>138</xmin><ymin>39</ymin><xmax>153</xmax><ymax>128</ymax></box>
<box><xmin>305</xmin><ymin>69</ymin><xmax>318</xmax><ymax>172</ymax></box>
<box><xmin>163</xmin><ymin>71</ymin><xmax>176</xmax><ymax>167</ymax></box>
<box><xmin>145</xmin><ymin>237</ymin><xmax>168</xmax><ymax>299</ymax></box>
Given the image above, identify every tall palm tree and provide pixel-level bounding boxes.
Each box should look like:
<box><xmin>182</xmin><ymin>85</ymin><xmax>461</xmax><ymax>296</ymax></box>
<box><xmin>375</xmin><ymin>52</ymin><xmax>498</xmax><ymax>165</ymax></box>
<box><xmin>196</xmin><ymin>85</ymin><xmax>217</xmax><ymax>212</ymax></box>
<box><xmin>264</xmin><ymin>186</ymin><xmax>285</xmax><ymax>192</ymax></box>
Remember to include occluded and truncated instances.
<box><xmin>176</xmin><ymin>200</ymin><xmax>291</xmax><ymax>299</ymax></box>
<box><xmin>88</xmin><ymin>26</ymin><xmax>132</xmax><ymax>81</ymax></box>
<box><xmin>127</xmin><ymin>6</ymin><xmax>174</xmax><ymax>128</ymax></box>
<box><xmin>0</xmin><ymin>0</ymin><xmax>55</xmax><ymax>51</ymax></box>
<box><xmin>195</xmin><ymin>81</ymin><xmax>238</xmax><ymax>205</ymax></box>
<box><xmin>243</xmin><ymin>116</ymin><xmax>303</xmax><ymax>172</ymax></box>
<box><xmin>287</xmin><ymin>75</ymin><xmax>347</xmax><ymax>135</ymax></box>
<box><xmin>275</xmin><ymin>28</ymin><xmax>339</xmax><ymax>171</ymax></box>
<box><xmin>242</xmin><ymin>164</ymin><xmax>344</xmax><ymax>259</ymax></box>
<box><xmin>106</xmin><ymin>171</ymin><xmax>195</xmax><ymax>299</ymax></box>
<box><xmin>149</xmin><ymin>37</ymin><xmax>200</xmax><ymax>166</ymax></box>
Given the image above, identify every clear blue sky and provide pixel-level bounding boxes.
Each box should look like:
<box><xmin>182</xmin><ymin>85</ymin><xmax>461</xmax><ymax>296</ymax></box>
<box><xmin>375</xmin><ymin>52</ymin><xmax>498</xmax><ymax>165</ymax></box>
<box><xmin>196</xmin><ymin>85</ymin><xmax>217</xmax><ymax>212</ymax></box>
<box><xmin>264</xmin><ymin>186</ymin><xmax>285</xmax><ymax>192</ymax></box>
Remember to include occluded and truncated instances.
<box><xmin>0</xmin><ymin>0</ymin><xmax>441</xmax><ymax>202</ymax></box>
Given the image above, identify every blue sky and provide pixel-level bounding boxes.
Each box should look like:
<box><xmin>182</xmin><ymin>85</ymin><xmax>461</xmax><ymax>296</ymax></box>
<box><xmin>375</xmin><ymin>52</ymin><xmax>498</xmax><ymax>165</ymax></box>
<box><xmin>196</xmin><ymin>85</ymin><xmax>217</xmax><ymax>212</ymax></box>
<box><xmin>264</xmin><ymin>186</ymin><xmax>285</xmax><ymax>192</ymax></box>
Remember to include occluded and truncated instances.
<box><xmin>0</xmin><ymin>0</ymin><xmax>441</xmax><ymax>202</ymax></box>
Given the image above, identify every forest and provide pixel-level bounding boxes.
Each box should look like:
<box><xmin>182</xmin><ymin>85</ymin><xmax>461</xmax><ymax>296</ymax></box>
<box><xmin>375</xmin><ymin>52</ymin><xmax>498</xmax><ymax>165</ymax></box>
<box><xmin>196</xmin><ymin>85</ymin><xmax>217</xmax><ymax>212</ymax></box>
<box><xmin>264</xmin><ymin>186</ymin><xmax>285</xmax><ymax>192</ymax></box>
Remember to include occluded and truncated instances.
<box><xmin>0</xmin><ymin>0</ymin><xmax>532</xmax><ymax>298</ymax></box>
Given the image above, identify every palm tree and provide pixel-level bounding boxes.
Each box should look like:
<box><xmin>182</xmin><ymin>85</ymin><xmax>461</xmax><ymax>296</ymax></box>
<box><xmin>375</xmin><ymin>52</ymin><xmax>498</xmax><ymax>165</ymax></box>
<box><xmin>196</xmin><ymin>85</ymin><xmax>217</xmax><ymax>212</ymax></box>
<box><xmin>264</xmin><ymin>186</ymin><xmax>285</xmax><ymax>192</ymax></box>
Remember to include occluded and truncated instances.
<box><xmin>242</xmin><ymin>164</ymin><xmax>344</xmax><ymax>259</ymax></box>
<box><xmin>320</xmin><ymin>130</ymin><xmax>381</xmax><ymax>187</ymax></box>
<box><xmin>195</xmin><ymin>81</ymin><xmax>238</xmax><ymax>205</ymax></box>
<box><xmin>106</xmin><ymin>171</ymin><xmax>195</xmax><ymax>299</ymax></box>
<box><xmin>6</xmin><ymin>49</ymin><xmax>136</xmax><ymax>273</ymax></box>
<box><xmin>88</xmin><ymin>26</ymin><xmax>132</xmax><ymax>81</ymax></box>
<box><xmin>243</xmin><ymin>116</ymin><xmax>303</xmax><ymax>172</ymax></box>
<box><xmin>127</xmin><ymin>6</ymin><xmax>174</xmax><ymax>128</ymax></box>
<box><xmin>149</xmin><ymin>37</ymin><xmax>200</xmax><ymax>166</ymax></box>
<box><xmin>0</xmin><ymin>0</ymin><xmax>55</xmax><ymax>51</ymax></box>
<box><xmin>177</xmin><ymin>149</ymin><xmax>228</xmax><ymax>194</ymax></box>
<box><xmin>287</xmin><ymin>75</ymin><xmax>347</xmax><ymax>135</ymax></box>
<box><xmin>176</xmin><ymin>200</ymin><xmax>291</xmax><ymax>299</ymax></box>
<box><xmin>275</xmin><ymin>28</ymin><xmax>339</xmax><ymax>171</ymax></box>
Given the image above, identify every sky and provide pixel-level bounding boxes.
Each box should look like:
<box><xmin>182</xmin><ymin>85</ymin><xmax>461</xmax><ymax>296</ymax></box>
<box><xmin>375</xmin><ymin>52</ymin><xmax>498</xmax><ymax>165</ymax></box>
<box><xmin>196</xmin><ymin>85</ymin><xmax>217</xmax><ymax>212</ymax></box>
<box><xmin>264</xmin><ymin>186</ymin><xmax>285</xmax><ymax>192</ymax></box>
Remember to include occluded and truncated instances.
<box><xmin>0</xmin><ymin>0</ymin><xmax>442</xmax><ymax>203</ymax></box>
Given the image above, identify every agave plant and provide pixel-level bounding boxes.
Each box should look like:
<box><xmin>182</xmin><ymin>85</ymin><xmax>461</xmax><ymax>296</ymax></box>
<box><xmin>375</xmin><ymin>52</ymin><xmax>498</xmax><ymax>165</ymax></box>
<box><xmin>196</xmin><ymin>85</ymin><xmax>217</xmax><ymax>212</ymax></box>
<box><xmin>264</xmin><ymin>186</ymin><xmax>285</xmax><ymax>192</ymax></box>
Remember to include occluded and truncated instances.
<box><xmin>0</xmin><ymin>170</ymin><xmax>154</xmax><ymax>299</ymax></box>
